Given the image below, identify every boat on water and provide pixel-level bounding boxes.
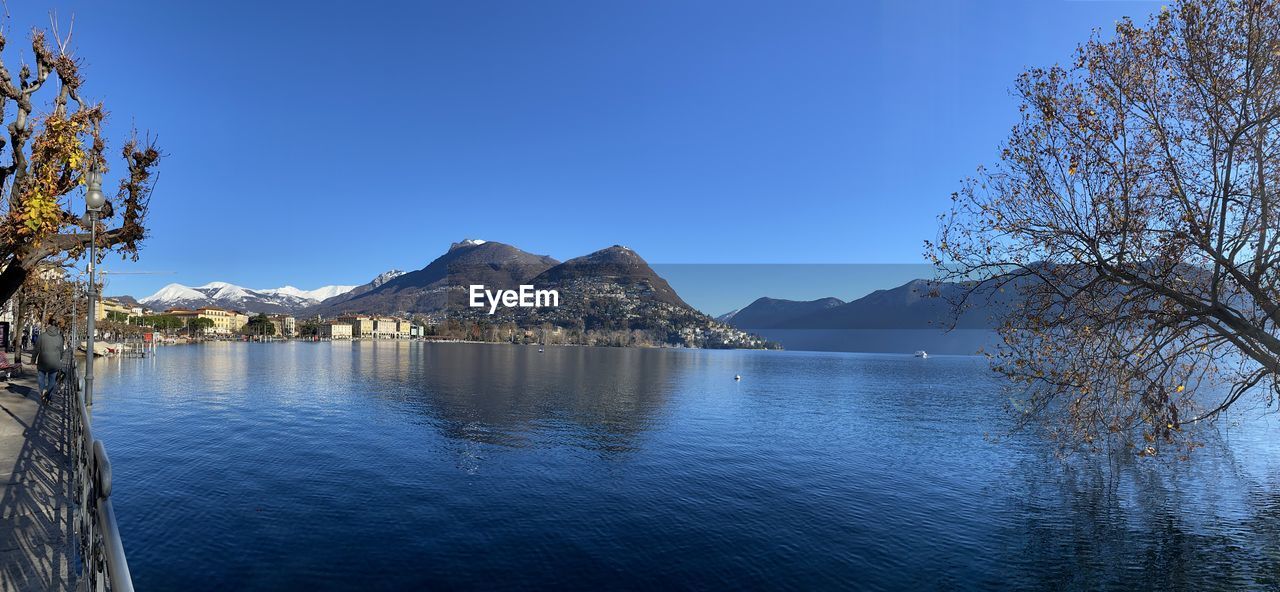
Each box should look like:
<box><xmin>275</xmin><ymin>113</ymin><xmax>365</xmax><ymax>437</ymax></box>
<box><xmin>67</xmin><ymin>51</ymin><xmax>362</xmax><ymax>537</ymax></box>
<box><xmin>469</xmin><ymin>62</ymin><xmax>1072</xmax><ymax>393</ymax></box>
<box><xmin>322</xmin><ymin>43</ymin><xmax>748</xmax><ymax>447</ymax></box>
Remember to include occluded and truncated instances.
<box><xmin>914</xmin><ymin>350</ymin><xmax>928</xmax><ymax>358</ymax></box>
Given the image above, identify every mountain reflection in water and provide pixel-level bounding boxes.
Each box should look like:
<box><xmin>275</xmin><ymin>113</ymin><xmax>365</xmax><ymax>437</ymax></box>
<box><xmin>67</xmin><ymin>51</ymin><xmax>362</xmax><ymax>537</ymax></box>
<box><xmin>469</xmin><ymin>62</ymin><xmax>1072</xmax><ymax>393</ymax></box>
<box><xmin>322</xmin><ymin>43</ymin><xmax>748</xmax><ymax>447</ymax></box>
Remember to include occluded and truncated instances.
<box><xmin>90</xmin><ymin>341</ymin><xmax>1280</xmax><ymax>591</ymax></box>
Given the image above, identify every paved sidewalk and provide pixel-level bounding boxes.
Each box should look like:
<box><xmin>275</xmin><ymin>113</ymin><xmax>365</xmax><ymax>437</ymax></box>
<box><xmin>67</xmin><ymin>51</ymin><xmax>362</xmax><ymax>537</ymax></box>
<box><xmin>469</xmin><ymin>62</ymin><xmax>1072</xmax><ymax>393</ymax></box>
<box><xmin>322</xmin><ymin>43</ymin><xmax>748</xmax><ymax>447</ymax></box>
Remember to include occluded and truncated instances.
<box><xmin>0</xmin><ymin>360</ymin><xmax>78</xmax><ymax>591</ymax></box>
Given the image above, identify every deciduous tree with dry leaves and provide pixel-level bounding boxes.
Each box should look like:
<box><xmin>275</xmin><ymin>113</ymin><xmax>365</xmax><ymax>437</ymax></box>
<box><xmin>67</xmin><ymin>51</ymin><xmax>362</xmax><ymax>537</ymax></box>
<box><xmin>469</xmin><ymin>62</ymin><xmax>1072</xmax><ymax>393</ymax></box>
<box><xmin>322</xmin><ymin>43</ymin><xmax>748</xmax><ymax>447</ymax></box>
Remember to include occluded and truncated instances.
<box><xmin>0</xmin><ymin>24</ymin><xmax>160</xmax><ymax>310</ymax></box>
<box><xmin>928</xmin><ymin>0</ymin><xmax>1280</xmax><ymax>457</ymax></box>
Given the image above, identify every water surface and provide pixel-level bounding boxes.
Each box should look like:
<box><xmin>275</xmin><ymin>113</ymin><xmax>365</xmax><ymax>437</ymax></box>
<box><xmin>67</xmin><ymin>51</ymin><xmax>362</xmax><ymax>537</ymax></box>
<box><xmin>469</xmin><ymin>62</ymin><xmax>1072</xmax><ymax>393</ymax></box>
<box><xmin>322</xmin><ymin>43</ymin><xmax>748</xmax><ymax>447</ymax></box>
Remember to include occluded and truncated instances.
<box><xmin>91</xmin><ymin>342</ymin><xmax>1280</xmax><ymax>590</ymax></box>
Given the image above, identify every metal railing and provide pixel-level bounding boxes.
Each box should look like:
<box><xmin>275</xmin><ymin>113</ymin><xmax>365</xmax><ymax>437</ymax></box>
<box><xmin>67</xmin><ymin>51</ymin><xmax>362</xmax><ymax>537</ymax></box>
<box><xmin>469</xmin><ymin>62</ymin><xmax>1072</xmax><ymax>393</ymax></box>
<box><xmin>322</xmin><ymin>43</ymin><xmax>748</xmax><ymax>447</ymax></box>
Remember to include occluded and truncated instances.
<box><xmin>66</xmin><ymin>360</ymin><xmax>135</xmax><ymax>592</ymax></box>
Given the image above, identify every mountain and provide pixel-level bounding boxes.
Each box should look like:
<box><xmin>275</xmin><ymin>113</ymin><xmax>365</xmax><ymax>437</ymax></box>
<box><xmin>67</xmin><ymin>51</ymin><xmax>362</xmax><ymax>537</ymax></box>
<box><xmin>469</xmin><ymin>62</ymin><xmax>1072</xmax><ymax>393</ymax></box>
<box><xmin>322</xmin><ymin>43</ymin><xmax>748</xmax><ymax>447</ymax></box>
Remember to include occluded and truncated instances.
<box><xmin>303</xmin><ymin>240</ymin><xmax>768</xmax><ymax>348</ymax></box>
<box><xmin>138</xmin><ymin>282</ymin><xmax>315</xmax><ymax>314</ymax></box>
<box><xmin>724</xmin><ymin>279</ymin><xmax>1012</xmax><ymax>331</ymax></box>
<box><xmin>716</xmin><ymin>279</ymin><xmax>1015</xmax><ymax>354</ymax></box>
<box><xmin>368</xmin><ymin>270</ymin><xmax>406</xmax><ymax>289</ymax></box>
<box><xmin>530</xmin><ymin>245</ymin><xmax>690</xmax><ymax>309</ymax></box>
<box><xmin>262</xmin><ymin>285</ymin><xmax>357</xmax><ymax>302</ymax></box>
<box><xmin>312</xmin><ymin>270</ymin><xmax>406</xmax><ymax>309</ymax></box>
<box><xmin>136</xmin><ymin>276</ymin><xmax>384</xmax><ymax>315</ymax></box>
<box><xmin>801</xmin><ymin>279</ymin><xmax>1011</xmax><ymax>330</ymax></box>
<box><xmin>725</xmin><ymin>296</ymin><xmax>845</xmax><ymax>329</ymax></box>
<box><xmin>106</xmin><ymin>294</ymin><xmax>141</xmax><ymax>307</ymax></box>
<box><xmin>308</xmin><ymin>240</ymin><xmax>558</xmax><ymax>316</ymax></box>
<box><xmin>500</xmin><ymin>245</ymin><xmax>766</xmax><ymax>347</ymax></box>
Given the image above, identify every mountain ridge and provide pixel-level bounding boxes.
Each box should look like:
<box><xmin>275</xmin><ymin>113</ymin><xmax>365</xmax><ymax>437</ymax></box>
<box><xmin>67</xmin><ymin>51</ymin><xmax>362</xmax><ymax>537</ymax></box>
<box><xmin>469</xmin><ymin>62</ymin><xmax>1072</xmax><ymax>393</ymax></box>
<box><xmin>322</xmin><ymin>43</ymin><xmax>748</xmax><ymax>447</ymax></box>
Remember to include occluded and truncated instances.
<box><xmin>134</xmin><ymin>272</ymin><xmax>400</xmax><ymax>315</ymax></box>
<box><xmin>725</xmin><ymin>296</ymin><xmax>846</xmax><ymax>329</ymax></box>
<box><xmin>113</xmin><ymin>238</ymin><xmax>1017</xmax><ymax>350</ymax></box>
<box><xmin>723</xmin><ymin>278</ymin><xmax>1012</xmax><ymax>331</ymax></box>
<box><xmin>307</xmin><ymin>241</ymin><xmax>559</xmax><ymax>316</ymax></box>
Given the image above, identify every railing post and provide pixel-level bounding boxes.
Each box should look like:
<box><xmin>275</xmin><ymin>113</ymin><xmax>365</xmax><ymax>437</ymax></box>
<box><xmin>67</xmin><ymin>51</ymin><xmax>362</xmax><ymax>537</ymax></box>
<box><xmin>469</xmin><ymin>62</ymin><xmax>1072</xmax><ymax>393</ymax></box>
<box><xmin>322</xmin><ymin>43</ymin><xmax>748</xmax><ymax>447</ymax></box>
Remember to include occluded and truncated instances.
<box><xmin>67</xmin><ymin>354</ymin><xmax>134</xmax><ymax>591</ymax></box>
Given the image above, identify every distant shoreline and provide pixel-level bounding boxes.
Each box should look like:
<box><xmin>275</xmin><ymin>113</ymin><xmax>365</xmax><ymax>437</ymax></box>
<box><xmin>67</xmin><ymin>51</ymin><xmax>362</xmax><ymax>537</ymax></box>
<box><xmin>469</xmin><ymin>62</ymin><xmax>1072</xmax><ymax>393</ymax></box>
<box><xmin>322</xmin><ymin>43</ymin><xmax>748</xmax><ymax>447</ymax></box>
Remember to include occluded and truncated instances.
<box><xmin>126</xmin><ymin>337</ymin><xmax>988</xmax><ymax>357</ymax></box>
<box><xmin>141</xmin><ymin>337</ymin><xmax>774</xmax><ymax>352</ymax></box>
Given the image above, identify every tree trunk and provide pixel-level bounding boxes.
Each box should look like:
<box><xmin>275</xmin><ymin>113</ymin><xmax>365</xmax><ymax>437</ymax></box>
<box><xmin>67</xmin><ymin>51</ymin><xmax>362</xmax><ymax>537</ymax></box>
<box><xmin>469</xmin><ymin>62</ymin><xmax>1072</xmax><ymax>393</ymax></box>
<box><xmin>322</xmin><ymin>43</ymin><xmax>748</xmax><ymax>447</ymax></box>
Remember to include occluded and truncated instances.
<box><xmin>0</xmin><ymin>262</ymin><xmax>28</xmax><ymax>312</ymax></box>
<box><xmin>10</xmin><ymin>290</ymin><xmax>22</xmax><ymax>354</ymax></box>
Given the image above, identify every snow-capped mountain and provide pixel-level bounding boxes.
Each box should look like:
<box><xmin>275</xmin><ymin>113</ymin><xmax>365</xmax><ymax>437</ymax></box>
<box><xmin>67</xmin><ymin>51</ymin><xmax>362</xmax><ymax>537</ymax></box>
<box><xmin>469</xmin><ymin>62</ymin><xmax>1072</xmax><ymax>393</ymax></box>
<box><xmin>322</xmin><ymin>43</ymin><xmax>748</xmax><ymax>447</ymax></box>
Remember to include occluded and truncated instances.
<box><xmin>368</xmin><ymin>270</ymin><xmax>405</xmax><ymax>289</ymax></box>
<box><xmin>136</xmin><ymin>274</ymin><xmax>396</xmax><ymax>315</ymax></box>
<box><xmin>260</xmin><ymin>285</ymin><xmax>357</xmax><ymax>302</ymax></box>
<box><xmin>305</xmin><ymin>270</ymin><xmax>407</xmax><ymax>310</ymax></box>
<box><xmin>143</xmin><ymin>283</ymin><xmax>206</xmax><ymax>305</ymax></box>
<box><xmin>139</xmin><ymin>282</ymin><xmax>322</xmax><ymax>314</ymax></box>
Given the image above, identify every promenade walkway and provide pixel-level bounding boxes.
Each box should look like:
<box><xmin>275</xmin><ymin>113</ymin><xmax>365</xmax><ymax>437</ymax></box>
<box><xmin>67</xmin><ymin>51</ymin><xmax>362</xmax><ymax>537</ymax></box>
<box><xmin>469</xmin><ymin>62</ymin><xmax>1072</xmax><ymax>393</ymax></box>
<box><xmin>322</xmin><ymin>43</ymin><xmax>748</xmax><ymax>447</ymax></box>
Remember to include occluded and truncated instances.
<box><xmin>0</xmin><ymin>361</ymin><xmax>78</xmax><ymax>591</ymax></box>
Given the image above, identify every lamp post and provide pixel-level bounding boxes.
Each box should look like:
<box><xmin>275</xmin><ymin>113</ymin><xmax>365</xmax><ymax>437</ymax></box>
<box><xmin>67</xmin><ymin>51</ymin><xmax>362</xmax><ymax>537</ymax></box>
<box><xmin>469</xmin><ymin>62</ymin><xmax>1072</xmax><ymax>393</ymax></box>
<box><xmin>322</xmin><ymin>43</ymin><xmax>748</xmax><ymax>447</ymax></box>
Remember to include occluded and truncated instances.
<box><xmin>84</xmin><ymin>167</ymin><xmax>105</xmax><ymax>406</ymax></box>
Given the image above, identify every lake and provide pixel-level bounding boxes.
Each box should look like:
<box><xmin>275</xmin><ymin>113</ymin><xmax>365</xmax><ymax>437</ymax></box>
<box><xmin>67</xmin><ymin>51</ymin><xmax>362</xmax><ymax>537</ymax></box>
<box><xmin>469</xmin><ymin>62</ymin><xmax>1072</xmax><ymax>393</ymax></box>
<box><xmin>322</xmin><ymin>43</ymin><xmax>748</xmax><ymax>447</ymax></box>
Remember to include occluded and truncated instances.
<box><xmin>91</xmin><ymin>342</ymin><xmax>1280</xmax><ymax>590</ymax></box>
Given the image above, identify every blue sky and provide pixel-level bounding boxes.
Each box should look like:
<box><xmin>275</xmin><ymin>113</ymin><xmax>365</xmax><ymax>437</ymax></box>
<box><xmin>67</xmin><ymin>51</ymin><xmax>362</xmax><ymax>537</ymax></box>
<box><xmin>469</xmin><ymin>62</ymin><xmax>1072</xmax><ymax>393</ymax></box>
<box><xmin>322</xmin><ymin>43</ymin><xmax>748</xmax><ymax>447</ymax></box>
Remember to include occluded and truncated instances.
<box><xmin>5</xmin><ymin>0</ymin><xmax>1158</xmax><ymax>306</ymax></box>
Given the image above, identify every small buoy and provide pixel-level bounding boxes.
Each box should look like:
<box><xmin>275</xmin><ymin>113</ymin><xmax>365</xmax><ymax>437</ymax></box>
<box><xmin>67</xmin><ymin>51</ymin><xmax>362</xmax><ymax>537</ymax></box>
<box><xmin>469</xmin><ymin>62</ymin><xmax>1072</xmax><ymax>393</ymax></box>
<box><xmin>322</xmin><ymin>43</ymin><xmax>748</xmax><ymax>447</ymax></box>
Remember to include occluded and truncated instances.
<box><xmin>734</xmin><ymin>375</ymin><xmax>741</xmax><ymax>381</ymax></box>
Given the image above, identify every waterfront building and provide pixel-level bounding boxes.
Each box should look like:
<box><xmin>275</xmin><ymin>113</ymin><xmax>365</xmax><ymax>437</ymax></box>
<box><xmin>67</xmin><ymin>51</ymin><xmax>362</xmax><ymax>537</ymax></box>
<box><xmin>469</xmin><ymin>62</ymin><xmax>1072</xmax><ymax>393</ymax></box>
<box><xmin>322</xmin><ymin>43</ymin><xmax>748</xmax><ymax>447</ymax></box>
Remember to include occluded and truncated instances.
<box><xmin>334</xmin><ymin>315</ymin><xmax>374</xmax><ymax>338</ymax></box>
<box><xmin>95</xmin><ymin>298</ymin><xmax>135</xmax><ymax>322</ymax></box>
<box><xmin>229</xmin><ymin>310</ymin><xmax>249</xmax><ymax>333</ymax></box>
<box><xmin>320</xmin><ymin>322</ymin><xmax>352</xmax><ymax>340</ymax></box>
<box><xmin>328</xmin><ymin>315</ymin><xmax>419</xmax><ymax>339</ymax></box>
<box><xmin>372</xmin><ymin>317</ymin><xmax>407</xmax><ymax>339</ymax></box>
<box><xmin>268</xmin><ymin>315</ymin><xmax>296</xmax><ymax>337</ymax></box>
<box><xmin>165</xmin><ymin>309</ymin><xmax>198</xmax><ymax>332</ymax></box>
<box><xmin>167</xmin><ymin>307</ymin><xmax>250</xmax><ymax>336</ymax></box>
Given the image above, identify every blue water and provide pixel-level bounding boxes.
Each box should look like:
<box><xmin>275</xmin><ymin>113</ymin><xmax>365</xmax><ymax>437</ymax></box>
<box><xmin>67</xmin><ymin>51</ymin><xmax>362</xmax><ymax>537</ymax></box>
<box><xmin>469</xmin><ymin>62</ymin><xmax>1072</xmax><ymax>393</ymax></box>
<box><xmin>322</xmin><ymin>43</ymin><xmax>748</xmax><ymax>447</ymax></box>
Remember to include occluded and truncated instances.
<box><xmin>91</xmin><ymin>342</ymin><xmax>1280</xmax><ymax>590</ymax></box>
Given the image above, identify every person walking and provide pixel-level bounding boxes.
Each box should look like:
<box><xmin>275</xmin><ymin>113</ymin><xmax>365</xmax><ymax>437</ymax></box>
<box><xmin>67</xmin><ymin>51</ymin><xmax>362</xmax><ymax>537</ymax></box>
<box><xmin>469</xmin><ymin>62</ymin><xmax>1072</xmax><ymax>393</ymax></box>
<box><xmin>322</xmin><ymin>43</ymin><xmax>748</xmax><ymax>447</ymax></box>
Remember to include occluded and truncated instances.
<box><xmin>33</xmin><ymin>319</ymin><xmax>66</xmax><ymax>404</ymax></box>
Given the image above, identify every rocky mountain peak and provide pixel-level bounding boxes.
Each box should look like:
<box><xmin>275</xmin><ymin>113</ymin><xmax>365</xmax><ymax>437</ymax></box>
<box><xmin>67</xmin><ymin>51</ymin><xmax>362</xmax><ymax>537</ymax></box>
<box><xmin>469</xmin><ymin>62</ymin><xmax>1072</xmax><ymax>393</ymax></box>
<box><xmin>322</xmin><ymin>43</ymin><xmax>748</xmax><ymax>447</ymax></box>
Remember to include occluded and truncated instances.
<box><xmin>449</xmin><ymin>239</ymin><xmax>489</xmax><ymax>251</ymax></box>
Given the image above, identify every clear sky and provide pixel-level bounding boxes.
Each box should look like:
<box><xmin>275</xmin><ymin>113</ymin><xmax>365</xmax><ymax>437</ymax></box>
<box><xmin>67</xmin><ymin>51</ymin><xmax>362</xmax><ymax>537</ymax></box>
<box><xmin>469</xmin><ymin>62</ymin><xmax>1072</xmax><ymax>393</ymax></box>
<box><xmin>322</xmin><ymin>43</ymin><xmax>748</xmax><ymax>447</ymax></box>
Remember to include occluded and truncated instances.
<box><xmin>3</xmin><ymin>0</ymin><xmax>1159</xmax><ymax>304</ymax></box>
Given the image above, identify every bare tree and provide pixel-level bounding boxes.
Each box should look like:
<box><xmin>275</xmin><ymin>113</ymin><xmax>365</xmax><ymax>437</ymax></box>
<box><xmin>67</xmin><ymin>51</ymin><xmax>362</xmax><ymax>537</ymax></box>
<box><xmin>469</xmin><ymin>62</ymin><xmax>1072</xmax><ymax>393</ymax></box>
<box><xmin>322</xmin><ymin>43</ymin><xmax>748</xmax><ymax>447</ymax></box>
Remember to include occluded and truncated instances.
<box><xmin>19</xmin><ymin>262</ymin><xmax>80</xmax><ymax>329</ymax></box>
<box><xmin>929</xmin><ymin>0</ymin><xmax>1280</xmax><ymax>457</ymax></box>
<box><xmin>0</xmin><ymin>24</ymin><xmax>161</xmax><ymax>309</ymax></box>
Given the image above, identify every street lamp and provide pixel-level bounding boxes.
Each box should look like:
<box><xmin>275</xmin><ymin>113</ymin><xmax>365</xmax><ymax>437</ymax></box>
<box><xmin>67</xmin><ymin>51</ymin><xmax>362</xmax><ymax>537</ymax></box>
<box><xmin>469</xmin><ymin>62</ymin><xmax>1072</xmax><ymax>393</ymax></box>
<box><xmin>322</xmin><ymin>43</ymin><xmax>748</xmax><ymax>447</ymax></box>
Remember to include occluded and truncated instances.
<box><xmin>84</xmin><ymin>167</ymin><xmax>104</xmax><ymax>406</ymax></box>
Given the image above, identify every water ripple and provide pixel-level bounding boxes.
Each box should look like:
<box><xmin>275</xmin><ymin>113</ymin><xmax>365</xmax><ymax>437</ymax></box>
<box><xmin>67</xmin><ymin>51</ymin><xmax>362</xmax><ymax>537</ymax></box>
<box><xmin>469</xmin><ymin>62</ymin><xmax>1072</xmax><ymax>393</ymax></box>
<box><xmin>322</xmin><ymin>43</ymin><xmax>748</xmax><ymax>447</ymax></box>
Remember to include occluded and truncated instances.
<box><xmin>84</xmin><ymin>342</ymin><xmax>1280</xmax><ymax>591</ymax></box>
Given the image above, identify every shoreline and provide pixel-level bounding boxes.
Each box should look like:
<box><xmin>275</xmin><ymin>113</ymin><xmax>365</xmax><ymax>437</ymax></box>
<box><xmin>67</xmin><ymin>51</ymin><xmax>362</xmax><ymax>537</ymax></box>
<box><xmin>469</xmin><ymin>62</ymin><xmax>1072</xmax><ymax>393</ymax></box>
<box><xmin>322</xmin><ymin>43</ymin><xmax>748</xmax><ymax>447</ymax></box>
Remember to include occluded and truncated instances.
<box><xmin>159</xmin><ymin>337</ymin><xmax>774</xmax><ymax>351</ymax></box>
<box><xmin>115</xmin><ymin>338</ymin><xmax>989</xmax><ymax>357</ymax></box>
